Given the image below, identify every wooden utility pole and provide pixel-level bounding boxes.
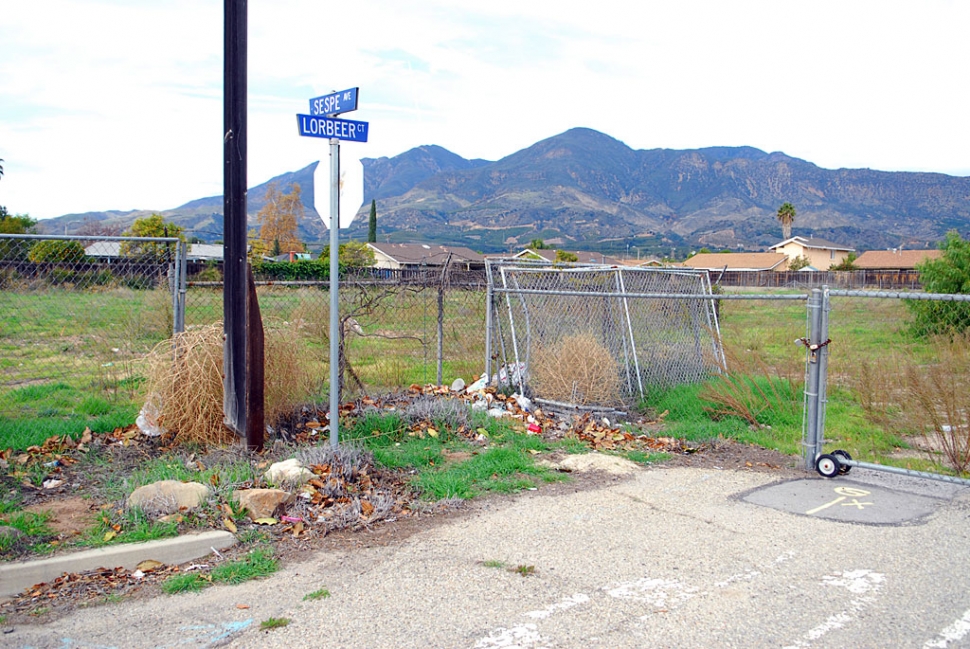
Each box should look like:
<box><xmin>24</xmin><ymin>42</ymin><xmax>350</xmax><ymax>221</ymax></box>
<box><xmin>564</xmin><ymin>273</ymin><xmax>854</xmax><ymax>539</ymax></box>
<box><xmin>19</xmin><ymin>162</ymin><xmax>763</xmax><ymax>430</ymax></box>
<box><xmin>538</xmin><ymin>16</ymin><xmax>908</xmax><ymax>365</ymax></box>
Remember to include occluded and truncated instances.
<box><xmin>223</xmin><ymin>0</ymin><xmax>262</xmax><ymax>451</ymax></box>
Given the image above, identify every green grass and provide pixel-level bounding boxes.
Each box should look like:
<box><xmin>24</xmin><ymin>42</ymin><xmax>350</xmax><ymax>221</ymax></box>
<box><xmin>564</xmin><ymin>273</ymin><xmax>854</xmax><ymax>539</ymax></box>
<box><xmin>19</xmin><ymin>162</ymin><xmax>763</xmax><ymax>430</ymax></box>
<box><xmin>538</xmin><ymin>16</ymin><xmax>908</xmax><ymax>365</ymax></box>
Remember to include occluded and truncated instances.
<box><xmin>0</xmin><ymin>510</ymin><xmax>55</xmax><ymax>554</ymax></box>
<box><xmin>162</xmin><ymin>546</ymin><xmax>279</xmax><ymax>595</ymax></box>
<box><xmin>0</xmin><ymin>401</ymin><xmax>139</xmax><ymax>452</ymax></box>
<box><xmin>624</xmin><ymin>451</ymin><xmax>672</xmax><ymax>465</ymax></box>
<box><xmin>411</xmin><ymin>446</ymin><xmax>556</xmax><ymax>500</ymax></box>
<box><xmin>80</xmin><ymin>508</ymin><xmax>178</xmax><ymax>548</ymax></box>
<box><xmin>303</xmin><ymin>588</ymin><xmax>331</xmax><ymax>601</ymax></box>
<box><xmin>480</xmin><ymin>560</ymin><xmax>506</xmax><ymax>569</ymax></box>
<box><xmin>210</xmin><ymin>546</ymin><xmax>279</xmax><ymax>585</ymax></box>
<box><xmin>162</xmin><ymin>572</ymin><xmax>206</xmax><ymax>594</ymax></box>
<box><xmin>260</xmin><ymin>617</ymin><xmax>290</xmax><ymax>630</ymax></box>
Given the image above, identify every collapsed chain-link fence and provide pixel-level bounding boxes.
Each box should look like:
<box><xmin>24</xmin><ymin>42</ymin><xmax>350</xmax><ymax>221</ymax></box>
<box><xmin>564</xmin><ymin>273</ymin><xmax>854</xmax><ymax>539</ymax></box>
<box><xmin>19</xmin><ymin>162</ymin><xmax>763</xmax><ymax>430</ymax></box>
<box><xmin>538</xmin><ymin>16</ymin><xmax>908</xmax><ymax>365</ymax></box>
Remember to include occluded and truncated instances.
<box><xmin>485</xmin><ymin>259</ymin><xmax>727</xmax><ymax>407</ymax></box>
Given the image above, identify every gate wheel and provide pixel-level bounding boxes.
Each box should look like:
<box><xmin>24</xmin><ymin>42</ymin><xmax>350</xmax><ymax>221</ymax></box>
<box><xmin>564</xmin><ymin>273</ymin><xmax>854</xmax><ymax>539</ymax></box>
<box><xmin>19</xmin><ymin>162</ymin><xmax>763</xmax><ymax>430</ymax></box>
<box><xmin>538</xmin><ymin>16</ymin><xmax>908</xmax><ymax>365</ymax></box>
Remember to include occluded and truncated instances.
<box><xmin>832</xmin><ymin>450</ymin><xmax>852</xmax><ymax>474</ymax></box>
<box><xmin>815</xmin><ymin>454</ymin><xmax>841</xmax><ymax>478</ymax></box>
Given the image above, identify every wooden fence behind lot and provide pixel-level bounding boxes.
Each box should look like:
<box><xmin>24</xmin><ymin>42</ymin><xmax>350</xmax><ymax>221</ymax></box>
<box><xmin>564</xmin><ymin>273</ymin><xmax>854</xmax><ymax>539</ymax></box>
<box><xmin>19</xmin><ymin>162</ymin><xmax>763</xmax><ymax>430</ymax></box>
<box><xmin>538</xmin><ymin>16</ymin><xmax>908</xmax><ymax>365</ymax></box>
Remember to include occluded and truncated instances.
<box><xmin>711</xmin><ymin>269</ymin><xmax>924</xmax><ymax>290</ymax></box>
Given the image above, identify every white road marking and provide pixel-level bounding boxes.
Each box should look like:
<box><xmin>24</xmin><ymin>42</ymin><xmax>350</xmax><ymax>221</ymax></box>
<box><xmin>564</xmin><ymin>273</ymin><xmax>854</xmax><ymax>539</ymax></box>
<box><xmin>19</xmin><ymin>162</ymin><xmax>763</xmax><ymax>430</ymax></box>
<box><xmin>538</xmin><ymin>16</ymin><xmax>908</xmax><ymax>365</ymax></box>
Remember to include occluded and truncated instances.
<box><xmin>474</xmin><ymin>623</ymin><xmax>552</xmax><ymax>649</ymax></box>
<box><xmin>604</xmin><ymin>577</ymin><xmax>699</xmax><ymax>610</ymax></box>
<box><xmin>523</xmin><ymin>593</ymin><xmax>591</xmax><ymax>619</ymax></box>
<box><xmin>782</xmin><ymin>570</ymin><xmax>885</xmax><ymax>649</ymax></box>
<box><xmin>924</xmin><ymin>608</ymin><xmax>970</xmax><ymax>648</ymax></box>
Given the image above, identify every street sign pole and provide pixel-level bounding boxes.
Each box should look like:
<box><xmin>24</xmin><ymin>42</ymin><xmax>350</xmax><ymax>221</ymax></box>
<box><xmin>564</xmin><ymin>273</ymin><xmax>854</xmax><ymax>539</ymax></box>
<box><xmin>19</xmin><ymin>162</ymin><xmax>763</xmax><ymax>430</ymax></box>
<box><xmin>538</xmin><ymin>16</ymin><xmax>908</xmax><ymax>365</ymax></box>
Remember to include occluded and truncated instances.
<box><xmin>297</xmin><ymin>87</ymin><xmax>368</xmax><ymax>448</ymax></box>
<box><xmin>329</xmin><ymin>138</ymin><xmax>340</xmax><ymax>448</ymax></box>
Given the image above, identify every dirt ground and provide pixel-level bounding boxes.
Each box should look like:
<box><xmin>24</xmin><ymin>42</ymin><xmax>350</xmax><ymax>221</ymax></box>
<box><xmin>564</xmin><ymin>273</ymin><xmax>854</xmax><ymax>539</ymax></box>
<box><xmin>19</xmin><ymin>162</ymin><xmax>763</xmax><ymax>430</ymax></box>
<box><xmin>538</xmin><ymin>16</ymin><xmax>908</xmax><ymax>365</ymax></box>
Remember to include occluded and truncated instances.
<box><xmin>0</xmin><ymin>397</ymin><xmax>804</xmax><ymax>623</ymax></box>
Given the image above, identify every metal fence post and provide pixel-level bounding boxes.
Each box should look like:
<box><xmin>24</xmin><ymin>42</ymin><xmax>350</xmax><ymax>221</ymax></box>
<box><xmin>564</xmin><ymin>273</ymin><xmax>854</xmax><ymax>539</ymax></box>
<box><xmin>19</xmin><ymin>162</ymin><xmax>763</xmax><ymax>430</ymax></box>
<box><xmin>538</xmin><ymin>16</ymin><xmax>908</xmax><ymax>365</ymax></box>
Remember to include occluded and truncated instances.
<box><xmin>815</xmin><ymin>286</ymin><xmax>832</xmax><ymax>461</ymax></box>
<box><xmin>802</xmin><ymin>288</ymin><xmax>822</xmax><ymax>471</ymax></box>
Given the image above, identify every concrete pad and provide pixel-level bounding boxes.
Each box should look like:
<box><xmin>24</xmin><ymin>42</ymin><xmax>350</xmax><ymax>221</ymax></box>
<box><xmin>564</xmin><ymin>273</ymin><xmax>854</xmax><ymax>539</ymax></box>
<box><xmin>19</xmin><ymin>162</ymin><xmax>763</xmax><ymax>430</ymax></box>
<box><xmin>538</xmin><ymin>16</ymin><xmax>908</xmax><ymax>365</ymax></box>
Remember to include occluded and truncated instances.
<box><xmin>0</xmin><ymin>530</ymin><xmax>236</xmax><ymax>597</ymax></box>
<box><xmin>742</xmin><ymin>477</ymin><xmax>949</xmax><ymax>525</ymax></box>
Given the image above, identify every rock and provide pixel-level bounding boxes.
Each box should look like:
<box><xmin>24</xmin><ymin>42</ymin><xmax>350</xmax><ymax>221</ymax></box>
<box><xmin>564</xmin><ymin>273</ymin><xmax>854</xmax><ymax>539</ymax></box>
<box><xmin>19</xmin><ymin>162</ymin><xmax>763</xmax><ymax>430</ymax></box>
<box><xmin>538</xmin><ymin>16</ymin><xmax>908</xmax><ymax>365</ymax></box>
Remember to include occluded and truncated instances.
<box><xmin>126</xmin><ymin>480</ymin><xmax>211</xmax><ymax>516</ymax></box>
<box><xmin>233</xmin><ymin>488</ymin><xmax>293</xmax><ymax>520</ymax></box>
<box><xmin>450</xmin><ymin>378</ymin><xmax>466</xmax><ymax>392</ymax></box>
<box><xmin>0</xmin><ymin>525</ymin><xmax>25</xmax><ymax>541</ymax></box>
<box><xmin>264</xmin><ymin>458</ymin><xmax>313</xmax><ymax>486</ymax></box>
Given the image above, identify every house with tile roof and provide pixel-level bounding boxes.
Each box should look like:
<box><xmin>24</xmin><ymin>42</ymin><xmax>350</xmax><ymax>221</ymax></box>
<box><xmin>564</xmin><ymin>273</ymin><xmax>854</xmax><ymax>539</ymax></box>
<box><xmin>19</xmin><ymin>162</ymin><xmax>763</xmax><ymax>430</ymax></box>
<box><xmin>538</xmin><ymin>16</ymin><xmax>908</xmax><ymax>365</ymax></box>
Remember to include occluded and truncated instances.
<box><xmin>769</xmin><ymin>237</ymin><xmax>854</xmax><ymax>270</ymax></box>
<box><xmin>365</xmin><ymin>242</ymin><xmax>484</xmax><ymax>270</ymax></box>
<box><xmin>512</xmin><ymin>248</ymin><xmax>624</xmax><ymax>265</ymax></box>
<box><xmin>681</xmin><ymin>252</ymin><xmax>789</xmax><ymax>272</ymax></box>
<box><xmin>853</xmin><ymin>249</ymin><xmax>941</xmax><ymax>270</ymax></box>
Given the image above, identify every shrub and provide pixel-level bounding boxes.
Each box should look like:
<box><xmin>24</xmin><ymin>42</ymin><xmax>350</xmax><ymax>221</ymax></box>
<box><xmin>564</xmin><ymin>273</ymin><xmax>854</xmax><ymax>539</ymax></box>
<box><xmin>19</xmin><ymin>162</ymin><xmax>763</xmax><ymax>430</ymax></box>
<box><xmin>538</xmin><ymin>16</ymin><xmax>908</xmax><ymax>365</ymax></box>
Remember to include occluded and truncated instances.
<box><xmin>28</xmin><ymin>240</ymin><xmax>86</xmax><ymax>263</ymax></box>
<box><xmin>530</xmin><ymin>333</ymin><xmax>621</xmax><ymax>405</ymax></box>
<box><xmin>908</xmin><ymin>230</ymin><xmax>970</xmax><ymax>337</ymax></box>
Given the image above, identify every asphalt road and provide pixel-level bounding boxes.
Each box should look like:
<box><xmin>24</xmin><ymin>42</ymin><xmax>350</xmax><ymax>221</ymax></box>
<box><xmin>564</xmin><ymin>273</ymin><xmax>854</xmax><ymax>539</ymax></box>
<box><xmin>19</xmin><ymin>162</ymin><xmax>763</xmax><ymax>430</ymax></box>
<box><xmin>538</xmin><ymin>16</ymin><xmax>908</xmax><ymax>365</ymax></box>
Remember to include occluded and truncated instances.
<box><xmin>8</xmin><ymin>464</ymin><xmax>970</xmax><ymax>649</ymax></box>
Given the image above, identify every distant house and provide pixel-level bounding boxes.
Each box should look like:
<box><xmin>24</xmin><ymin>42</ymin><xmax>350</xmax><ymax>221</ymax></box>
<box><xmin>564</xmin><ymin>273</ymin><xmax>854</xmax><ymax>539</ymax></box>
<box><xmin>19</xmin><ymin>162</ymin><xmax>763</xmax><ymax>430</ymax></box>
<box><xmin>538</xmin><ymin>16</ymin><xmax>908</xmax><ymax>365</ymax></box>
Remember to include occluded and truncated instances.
<box><xmin>769</xmin><ymin>237</ymin><xmax>854</xmax><ymax>270</ymax></box>
<box><xmin>513</xmin><ymin>248</ymin><xmax>624</xmax><ymax>265</ymax></box>
<box><xmin>84</xmin><ymin>241</ymin><xmax>224</xmax><ymax>262</ymax></box>
<box><xmin>366</xmin><ymin>243</ymin><xmax>485</xmax><ymax>270</ymax></box>
<box><xmin>682</xmin><ymin>252</ymin><xmax>789</xmax><ymax>272</ymax></box>
<box><xmin>853</xmin><ymin>249</ymin><xmax>941</xmax><ymax>271</ymax></box>
<box><xmin>270</xmin><ymin>251</ymin><xmax>311</xmax><ymax>263</ymax></box>
<box><xmin>187</xmin><ymin>244</ymin><xmax>224</xmax><ymax>262</ymax></box>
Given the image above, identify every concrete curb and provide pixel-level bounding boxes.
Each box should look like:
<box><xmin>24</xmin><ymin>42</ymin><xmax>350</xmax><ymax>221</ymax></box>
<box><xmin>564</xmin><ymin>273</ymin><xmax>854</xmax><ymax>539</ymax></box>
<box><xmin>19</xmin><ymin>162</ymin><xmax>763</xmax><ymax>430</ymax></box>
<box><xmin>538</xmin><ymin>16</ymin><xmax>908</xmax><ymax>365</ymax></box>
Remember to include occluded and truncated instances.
<box><xmin>0</xmin><ymin>530</ymin><xmax>236</xmax><ymax>598</ymax></box>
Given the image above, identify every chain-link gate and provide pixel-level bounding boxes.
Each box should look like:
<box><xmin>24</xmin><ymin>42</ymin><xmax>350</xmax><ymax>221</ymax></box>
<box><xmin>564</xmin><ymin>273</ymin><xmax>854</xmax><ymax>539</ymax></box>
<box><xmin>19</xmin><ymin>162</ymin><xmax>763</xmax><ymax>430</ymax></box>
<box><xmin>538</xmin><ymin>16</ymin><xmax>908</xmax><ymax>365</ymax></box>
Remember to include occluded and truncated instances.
<box><xmin>803</xmin><ymin>286</ymin><xmax>970</xmax><ymax>486</ymax></box>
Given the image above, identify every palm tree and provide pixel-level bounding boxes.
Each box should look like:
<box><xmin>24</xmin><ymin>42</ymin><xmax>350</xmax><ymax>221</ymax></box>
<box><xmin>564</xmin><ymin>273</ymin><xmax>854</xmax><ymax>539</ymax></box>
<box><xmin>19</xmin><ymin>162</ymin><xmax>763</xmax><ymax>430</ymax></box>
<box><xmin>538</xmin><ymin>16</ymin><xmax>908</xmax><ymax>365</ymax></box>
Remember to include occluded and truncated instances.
<box><xmin>0</xmin><ymin>158</ymin><xmax>4</xmax><ymax>180</ymax></box>
<box><xmin>777</xmin><ymin>202</ymin><xmax>796</xmax><ymax>240</ymax></box>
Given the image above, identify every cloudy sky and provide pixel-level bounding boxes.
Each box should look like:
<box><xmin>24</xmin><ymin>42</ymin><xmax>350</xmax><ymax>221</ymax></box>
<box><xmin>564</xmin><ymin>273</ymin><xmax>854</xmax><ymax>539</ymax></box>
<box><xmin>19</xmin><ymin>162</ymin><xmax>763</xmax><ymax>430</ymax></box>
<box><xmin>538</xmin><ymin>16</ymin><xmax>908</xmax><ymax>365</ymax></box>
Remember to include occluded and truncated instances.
<box><xmin>1</xmin><ymin>0</ymin><xmax>968</xmax><ymax>221</ymax></box>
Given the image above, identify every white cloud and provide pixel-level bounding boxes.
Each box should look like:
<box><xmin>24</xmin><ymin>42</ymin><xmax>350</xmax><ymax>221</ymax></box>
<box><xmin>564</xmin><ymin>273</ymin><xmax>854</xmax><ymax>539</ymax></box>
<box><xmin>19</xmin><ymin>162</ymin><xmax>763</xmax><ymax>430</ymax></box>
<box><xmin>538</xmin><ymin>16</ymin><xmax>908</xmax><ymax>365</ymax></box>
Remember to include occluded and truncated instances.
<box><xmin>1</xmin><ymin>0</ymin><xmax>968</xmax><ymax>219</ymax></box>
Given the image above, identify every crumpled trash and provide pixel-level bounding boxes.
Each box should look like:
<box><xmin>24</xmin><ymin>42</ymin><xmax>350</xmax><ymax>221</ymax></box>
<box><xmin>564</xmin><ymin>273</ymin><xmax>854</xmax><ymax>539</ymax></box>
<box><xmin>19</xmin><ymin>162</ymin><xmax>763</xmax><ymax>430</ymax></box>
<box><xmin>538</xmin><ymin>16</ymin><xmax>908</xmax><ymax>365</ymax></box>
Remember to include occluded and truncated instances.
<box><xmin>136</xmin><ymin>396</ymin><xmax>166</xmax><ymax>437</ymax></box>
<box><xmin>513</xmin><ymin>393</ymin><xmax>532</xmax><ymax>412</ymax></box>
<box><xmin>493</xmin><ymin>362</ymin><xmax>527</xmax><ymax>386</ymax></box>
<box><xmin>465</xmin><ymin>372</ymin><xmax>488</xmax><ymax>393</ymax></box>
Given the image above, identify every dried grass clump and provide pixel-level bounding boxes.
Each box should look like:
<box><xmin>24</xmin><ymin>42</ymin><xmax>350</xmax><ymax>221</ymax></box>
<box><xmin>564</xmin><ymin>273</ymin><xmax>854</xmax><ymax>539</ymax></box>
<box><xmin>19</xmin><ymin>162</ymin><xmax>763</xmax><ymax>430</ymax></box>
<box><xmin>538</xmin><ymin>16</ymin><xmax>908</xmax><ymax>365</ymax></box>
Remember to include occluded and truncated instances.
<box><xmin>905</xmin><ymin>333</ymin><xmax>970</xmax><ymax>475</ymax></box>
<box><xmin>530</xmin><ymin>333</ymin><xmax>621</xmax><ymax>406</ymax></box>
<box><xmin>142</xmin><ymin>322</ymin><xmax>316</xmax><ymax>447</ymax></box>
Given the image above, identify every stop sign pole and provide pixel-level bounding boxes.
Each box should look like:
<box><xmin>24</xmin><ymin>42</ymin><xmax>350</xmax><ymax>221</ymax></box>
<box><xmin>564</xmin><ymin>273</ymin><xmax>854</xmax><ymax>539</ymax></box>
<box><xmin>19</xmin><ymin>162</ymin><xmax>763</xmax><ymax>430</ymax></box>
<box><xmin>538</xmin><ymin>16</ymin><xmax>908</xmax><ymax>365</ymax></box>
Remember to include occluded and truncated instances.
<box><xmin>297</xmin><ymin>88</ymin><xmax>368</xmax><ymax>447</ymax></box>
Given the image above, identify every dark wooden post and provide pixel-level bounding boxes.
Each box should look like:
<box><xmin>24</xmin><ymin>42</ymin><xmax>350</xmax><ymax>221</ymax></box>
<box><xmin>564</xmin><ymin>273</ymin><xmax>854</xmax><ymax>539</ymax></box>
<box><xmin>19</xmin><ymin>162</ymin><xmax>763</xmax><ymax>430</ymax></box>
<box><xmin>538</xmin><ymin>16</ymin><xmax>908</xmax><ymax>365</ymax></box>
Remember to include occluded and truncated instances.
<box><xmin>246</xmin><ymin>265</ymin><xmax>264</xmax><ymax>451</ymax></box>
<box><xmin>223</xmin><ymin>0</ymin><xmax>249</xmax><ymax>441</ymax></box>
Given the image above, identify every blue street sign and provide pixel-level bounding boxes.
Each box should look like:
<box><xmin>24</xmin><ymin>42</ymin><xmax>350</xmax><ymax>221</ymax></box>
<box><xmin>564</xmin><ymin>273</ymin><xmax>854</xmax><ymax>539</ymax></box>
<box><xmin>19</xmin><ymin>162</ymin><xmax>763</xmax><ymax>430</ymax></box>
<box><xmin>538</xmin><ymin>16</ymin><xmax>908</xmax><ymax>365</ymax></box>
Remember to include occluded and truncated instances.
<box><xmin>297</xmin><ymin>114</ymin><xmax>369</xmax><ymax>142</ymax></box>
<box><xmin>309</xmin><ymin>87</ymin><xmax>359</xmax><ymax>116</ymax></box>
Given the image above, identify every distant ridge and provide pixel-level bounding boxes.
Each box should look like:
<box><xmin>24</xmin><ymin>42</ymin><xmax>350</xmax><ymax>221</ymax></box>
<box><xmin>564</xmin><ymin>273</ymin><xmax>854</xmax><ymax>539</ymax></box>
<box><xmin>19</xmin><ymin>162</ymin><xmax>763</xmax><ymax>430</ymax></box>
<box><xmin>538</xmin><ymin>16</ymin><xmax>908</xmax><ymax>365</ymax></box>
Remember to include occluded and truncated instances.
<box><xmin>38</xmin><ymin>128</ymin><xmax>970</xmax><ymax>256</ymax></box>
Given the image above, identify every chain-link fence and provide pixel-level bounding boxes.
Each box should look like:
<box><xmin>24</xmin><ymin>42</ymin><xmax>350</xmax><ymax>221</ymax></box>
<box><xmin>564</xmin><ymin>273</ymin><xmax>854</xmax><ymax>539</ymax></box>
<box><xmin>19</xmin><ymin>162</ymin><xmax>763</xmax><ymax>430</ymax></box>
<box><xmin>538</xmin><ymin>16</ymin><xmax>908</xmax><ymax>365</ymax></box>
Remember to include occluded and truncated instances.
<box><xmin>0</xmin><ymin>234</ymin><xmax>182</xmax><ymax>418</ymax></box>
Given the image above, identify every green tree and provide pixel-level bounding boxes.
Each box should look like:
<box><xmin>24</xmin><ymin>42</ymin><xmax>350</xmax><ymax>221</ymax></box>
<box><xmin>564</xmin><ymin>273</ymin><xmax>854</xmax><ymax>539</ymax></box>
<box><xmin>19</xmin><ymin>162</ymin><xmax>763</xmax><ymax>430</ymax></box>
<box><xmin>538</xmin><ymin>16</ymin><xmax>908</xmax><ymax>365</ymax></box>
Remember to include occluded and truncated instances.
<box><xmin>367</xmin><ymin>200</ymin><xmax>377</xmax><ymax>243</ymax></box>
<box><xmin>120</xmin><ymin>213</ymin><xmax>185</xmax><ymax>261</ymax></box>
<box><xmin>0</xmin><ymin>212</ymin><xmax>37</xmax><ymax>260</ymax></box>
<box><xmin>908</xmin><ymin>231</ymin><xmax>970</xmax><ymax>336</ymax></box>
<box><xmin>777</xmin><ymin>202</ymin><xmax>796</xmax><ymax>240</ymax></box>
<box><xmin>28</xmin><ymin>239</ymin><xmax>86</xmax><ymax>263</ymax></box>
<box><xmin>0</xmin><ymin>212</ymin><xmax>36</xmax><ymax>234</ymax></box>
<box><xmin>787</xmin><ymin>255</ymin><xmax>811</xmax><ymax>271</ymax></box>
<box><xmin>528</xmin><ymin>239</ymin><xmax>548</xmax><ymax>250</ymax></box>
<box><xmin>320</xmin><ymin>241</ymin><xmax>376</xmax><ymax>268</ymax></box>
<box><xmin>258</xmin><ymin>182</ymin><xmax>303</xmax><ymax>253</ymax></box>
<box><xmin>554</xmin><ymin>250</ymin><xmax>578</xmax><ymax>263</ymax></box>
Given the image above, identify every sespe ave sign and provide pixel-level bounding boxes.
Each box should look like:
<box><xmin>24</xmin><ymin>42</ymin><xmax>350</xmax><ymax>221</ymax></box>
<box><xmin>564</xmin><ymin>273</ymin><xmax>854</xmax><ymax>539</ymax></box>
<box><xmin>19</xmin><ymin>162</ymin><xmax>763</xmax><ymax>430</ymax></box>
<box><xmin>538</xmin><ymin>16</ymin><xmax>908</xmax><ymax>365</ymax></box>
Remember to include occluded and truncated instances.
<box><xmin>309</xmin><ymin>87</ymin><xmax>358</xmax><ymax>116</ymax></box>
<box><xmin>296</xmin><ymin>114</ymin><xmax>369</xmax><ymax>142</ymax></box>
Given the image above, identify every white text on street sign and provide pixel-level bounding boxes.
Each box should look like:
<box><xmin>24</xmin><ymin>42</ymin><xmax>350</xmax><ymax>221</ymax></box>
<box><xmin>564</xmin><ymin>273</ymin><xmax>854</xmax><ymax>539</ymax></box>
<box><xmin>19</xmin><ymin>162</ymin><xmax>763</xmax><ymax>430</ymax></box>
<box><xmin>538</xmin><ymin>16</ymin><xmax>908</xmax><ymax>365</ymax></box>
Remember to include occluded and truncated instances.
<box><xmin>297</xmin><ymin>114</ymin><xmax>369</xmax><ymax>142</ymax></box>
<box><xmin>309</xmin><ymin>87</ymin><xmax>359</xmax><ymax>116</ymax></box>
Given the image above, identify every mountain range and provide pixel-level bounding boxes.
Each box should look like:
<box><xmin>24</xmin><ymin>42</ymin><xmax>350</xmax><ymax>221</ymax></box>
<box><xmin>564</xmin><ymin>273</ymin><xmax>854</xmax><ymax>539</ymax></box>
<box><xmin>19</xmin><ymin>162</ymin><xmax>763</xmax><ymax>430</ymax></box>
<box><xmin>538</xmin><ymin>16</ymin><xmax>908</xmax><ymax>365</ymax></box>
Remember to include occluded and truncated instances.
<box><xmin>38</xmin><ymin>127</ymin><xmax>970</xmax><ymax>256</ymax></box>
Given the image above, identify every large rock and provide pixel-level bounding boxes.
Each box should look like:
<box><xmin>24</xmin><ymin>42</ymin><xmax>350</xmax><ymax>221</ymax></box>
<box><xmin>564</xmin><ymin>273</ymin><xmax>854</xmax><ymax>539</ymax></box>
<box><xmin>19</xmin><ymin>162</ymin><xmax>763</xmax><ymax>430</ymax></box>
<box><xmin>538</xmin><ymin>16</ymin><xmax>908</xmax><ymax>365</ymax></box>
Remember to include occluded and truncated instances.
<box><xmin>0</xmin><ymin>525</ymin><xmax>25</xmax><ymax>541</ymax></box>
<box><xmin>233</xmin><ymin>488</ymin><xmax>293</xmax><ymax>520</ymax></box>
<box><xmin>264</xmin><ymin>458</ymin><xmax>313</xmax><ymax>487</ymax></box>
<box><xmin>126</xmin><ymin>480</ymin><xmax>211</xmax><ymax>516</ymax></box>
